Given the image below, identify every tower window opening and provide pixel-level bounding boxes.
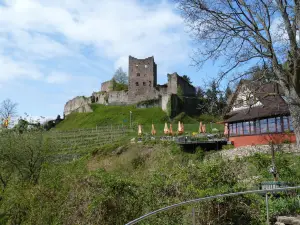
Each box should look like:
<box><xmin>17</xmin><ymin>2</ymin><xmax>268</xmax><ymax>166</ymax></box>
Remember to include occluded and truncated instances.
<box><xmin>137</xmin><ymin>73</ymin><xmax>140</xmax><ymax>77</ymax></box>
<box><xmin>149</xmin><ymin>81</ymin><xmax>151</xmax><ymax>87</ymax></box>
<box><xmin>136</xmin><ymin>82</ymin><xmax>139</xmax><ymax>86</ymax></box>
<box><xmin>143</xmin><ymin>82</ymin><xmax>146</xmax><ymax>86</ymax></box>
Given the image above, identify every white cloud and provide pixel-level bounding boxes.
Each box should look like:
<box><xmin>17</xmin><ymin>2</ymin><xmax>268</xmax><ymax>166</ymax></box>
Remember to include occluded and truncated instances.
<box><xmin>46</xmin><ymin>72</ymin><xmax>72</xmax><ymax>84</ymax></box>
<box><xmin>0</xmin><ymin>0</ymin><xmax>191</xmax><ymax>80</ymax></box>
<box><xmin>0</xmin><ymin>55</ymin><xmax>42</xmax><ymax>82</ymax></box>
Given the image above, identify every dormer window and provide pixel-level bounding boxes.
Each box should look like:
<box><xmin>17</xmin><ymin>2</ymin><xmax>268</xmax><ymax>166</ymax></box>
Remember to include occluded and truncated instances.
<box><xmin>137</xmin><ymin>73</ymin><xmax>140</xmax><ymax>77</ymax></box>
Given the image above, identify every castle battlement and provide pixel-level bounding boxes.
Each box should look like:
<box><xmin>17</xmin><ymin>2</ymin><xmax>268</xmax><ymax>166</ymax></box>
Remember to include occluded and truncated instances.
<box><xmin>64</xmin><ymin>56</ymin><xmax>198</xmax><ymax>117</ymax></box>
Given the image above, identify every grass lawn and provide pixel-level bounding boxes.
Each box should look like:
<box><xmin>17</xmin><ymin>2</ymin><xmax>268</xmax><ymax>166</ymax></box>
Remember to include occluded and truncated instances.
<box><xmin>55</xmin><ymin>104</ymin><xmax>224</xmax><ymax>133</ymax></box>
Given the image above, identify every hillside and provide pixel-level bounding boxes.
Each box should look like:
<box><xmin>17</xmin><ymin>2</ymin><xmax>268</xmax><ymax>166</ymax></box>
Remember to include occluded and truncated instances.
<box><xmin>1</xmin><ymin>131</ymin><xmax>300</xmax><ymax>225</ymax></box>
<box><xmin>56</xmin><ymin>104</ymin><xmax>169</xmax><ymax>130</ymax></box>
<box><xmin>56</xmin><ymin>104</ymin><xmax>212</xmax><ymax>131</ymax></box>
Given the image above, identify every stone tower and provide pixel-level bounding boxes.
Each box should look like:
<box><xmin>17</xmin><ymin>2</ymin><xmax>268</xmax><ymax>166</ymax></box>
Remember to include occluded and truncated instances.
<box><xmin>128</xmin><ymin>56</ymin><xmax>157</xmax><ymax>103</ymax></box>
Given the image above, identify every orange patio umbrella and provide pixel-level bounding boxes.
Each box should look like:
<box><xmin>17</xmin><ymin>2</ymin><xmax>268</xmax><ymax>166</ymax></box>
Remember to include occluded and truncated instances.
<box><xmin>177</xmin><ymin>121</ymin><xmax>183</xmax><ymax>135</ymax></box>
<box><xmin>151</xmin><ymin>124</ymin><xmax>156</xmax><ymax>135</ymax></box>
<box><xmin>224</xmin><ymin>123</ymin><xmax>228</xmax><ymax>136</ymax></box>
<box><xmin>202</xmin><ymin>124</ymin><xmax>206</xmax><ymax>133</ymax></box>
<box><xmin>169</xmin><ymin>124</ymin><xmax>173</xmax><ymax>136</ymax></box>
<box><xmin>138</xmin><ymin>124</ymin><xmax>142</xmax><ymax>136</ymax></box>
<box><xmin>199</xmin><ymin>121</ymin><xmax>203</xmax><ymax>133</ymax></box>
<box><xmin>164</xmin><ymin>122</ymin><xmax>169</xmax><ymax>135</ymax></box>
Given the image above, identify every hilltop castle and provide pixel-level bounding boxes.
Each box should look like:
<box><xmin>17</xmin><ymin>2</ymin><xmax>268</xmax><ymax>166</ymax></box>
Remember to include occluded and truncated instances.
<box><xmin>64</xmin><ymin>56</ymin><xmax>198</xmax><ymax>117</ymax></box>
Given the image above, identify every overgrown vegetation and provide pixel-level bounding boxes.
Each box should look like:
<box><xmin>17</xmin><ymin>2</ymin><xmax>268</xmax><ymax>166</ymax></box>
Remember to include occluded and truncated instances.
<box><xmin>0</xmin><ymin>132</ymin><xmax>300</xmax><ymax>224</ymax></box>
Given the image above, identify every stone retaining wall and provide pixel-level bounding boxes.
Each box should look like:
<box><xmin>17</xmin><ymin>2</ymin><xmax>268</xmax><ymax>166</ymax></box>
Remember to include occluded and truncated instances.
<box><xmin>212</xmin><ymin>144</ymin><xmax>299</xmax><ymax>160</ymax></box>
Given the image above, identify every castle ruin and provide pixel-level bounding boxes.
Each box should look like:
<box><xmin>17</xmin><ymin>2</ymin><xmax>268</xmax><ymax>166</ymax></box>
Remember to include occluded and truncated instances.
<box><xmin>64</xmin><ymin>56</ymin><xmax>198</xmax><ymax>117</ymax></box>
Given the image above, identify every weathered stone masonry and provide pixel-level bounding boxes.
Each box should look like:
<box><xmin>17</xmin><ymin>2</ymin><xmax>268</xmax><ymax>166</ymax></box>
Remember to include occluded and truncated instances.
<box><xmin>64</xmin><ymin>56</ymin><xmax>198</xmax><ymax>116</ymax></box>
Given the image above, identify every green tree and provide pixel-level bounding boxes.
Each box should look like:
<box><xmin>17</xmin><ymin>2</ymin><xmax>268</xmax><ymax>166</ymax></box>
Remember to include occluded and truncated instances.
<box><xmin>225</xmin><ymin>86</ymin><xmax>232</xmax><ymax>103</ymax></box>
<box><xmin>182</xmin><ymin>75</ymin><xmax>192</xmax><ymax>84</ymax></box>
<box><xmin>206</xmin><ymin>81</ymin><xmax>219</xmax><ymax>115</ymax></box>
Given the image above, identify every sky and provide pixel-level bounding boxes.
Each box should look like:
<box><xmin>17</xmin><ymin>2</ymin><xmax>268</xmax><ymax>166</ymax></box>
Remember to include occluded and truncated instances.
<box><xmin>0</xmin><ymin>0</ymin><xmax>224</xmax><ymax>122</ymax></box>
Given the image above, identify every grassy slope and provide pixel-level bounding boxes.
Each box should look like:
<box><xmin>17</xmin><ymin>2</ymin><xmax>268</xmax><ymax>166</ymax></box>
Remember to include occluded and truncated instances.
<box><xmin>55</xmin><ymin>104</ymin><xmax>224</xmax><ymax>133</ymax></box>
<box><xmin>56</xmin><ymin>104</ymin><xmax>169</xmax><ymax>130</ymax></box>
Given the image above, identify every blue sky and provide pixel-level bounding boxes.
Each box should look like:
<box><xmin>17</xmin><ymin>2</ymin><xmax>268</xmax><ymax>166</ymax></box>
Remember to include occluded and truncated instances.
<box><xmin>0</xmin><ymin>0</ymin><xmax>225</xmax><ymax>122</ymax></box>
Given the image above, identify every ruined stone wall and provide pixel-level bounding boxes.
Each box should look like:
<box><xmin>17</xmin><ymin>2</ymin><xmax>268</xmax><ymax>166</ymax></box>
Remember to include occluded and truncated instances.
<box><xmin>161</xmin><ymin>94</ymin><xmax>170</xmax><ymax>112</ymax></box>
<box><xmin>167</xmin><ymin>73</ymin><xmax>178</xmax><ymax>94</ymax></box>
<box><xmin>128</xmin><ymin>56</ymin><xmax>157</xmax><ymax>103</ymax></box>
<box><xmin>101</xmin><ymin>80</ymin><xmax>113</xmax><ymax>92</ymax></box>
<box><xmin>64</xmin><ymin>96</ymin><xmax>93</xmax><ymax>116</ymax></box>
<box><xmin>177</xmin><ymin>75</ymin><xmax>196</xmax><ymax>96</ymax></box>
<box><xmin>167</xmin><ymin>73</ymin><xmax>196</xmax><ymax>96</ymax></box>
<box><xmin>92</xmin><ymin>91</ymin><xmax>128</xmax><ymax>105</ymax></box>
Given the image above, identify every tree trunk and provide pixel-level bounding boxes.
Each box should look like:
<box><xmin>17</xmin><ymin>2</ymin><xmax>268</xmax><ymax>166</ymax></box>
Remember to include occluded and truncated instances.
<box><xmin>288</xmin><ymin>102</ymin><xmax>300</xmax><ymax>148</ymax></box>
<box><xmin>284</xmin><ymin>87</ymin><xmax>300</xmax><ymax>148</ymax></box>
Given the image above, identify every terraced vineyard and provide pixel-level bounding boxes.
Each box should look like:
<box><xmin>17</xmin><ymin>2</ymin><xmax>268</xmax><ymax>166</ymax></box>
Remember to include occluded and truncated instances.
<box><xmin>48</xmin><ymin>125</ymin><xmax>132</xmax><ymax>151</ymax></box>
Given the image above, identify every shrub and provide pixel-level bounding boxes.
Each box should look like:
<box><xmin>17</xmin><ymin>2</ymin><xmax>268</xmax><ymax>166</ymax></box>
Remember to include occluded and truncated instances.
<box><xmin>195</xmin><ymin>147</ymin><xmax>205</xmax><ymax>161</ymax></box>
<box><xmin>199</xmin><ymin>114</ymin><xmax>221</xmax><ymax>123</ymax></box>
<box><xmin>222</xmin><ymin>144</ymin><xmax>235</xmax><ymax>150</ymax></box>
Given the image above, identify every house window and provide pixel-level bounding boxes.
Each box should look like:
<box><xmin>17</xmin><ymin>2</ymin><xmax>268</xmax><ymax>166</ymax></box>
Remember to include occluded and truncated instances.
<box><xmin>250</xmin><ymin>121</ymin><xmax>255</xmax><ymax>134</ymax></box>
<box><xmin>256</xmin><ymin>120</ymin><xmax>261</xmax><ymax>134</ymax></box>
<box><xmin>135</xmin><ymin>82</ymin><xmax>139</xmax><ymax>86</ymax></box>
<box><xmin>276</xmin><ymin>117</ymin><xmax>282</xmax><ymax>133</ymax></box>
<box><xmin>230</xmin><ymin>123</ymin><xmax>236</xmax><ymax>136</ymax></box>
<box><xmin>137</xmin><ymin>73</ymin><xmax>140</xmax><ymax>77</ymax></box>
<box><xmin>283</xmin><ymin>116</ymin><xmax>289</xmax><ymax>132</ymax></box>
<box><xmin>237</xmin><ymin>122</ymin><xmax>243</xmax><ymax>135</ymax></box>
<box><xmin>289</xmin><ymin>116</ymin><xmax>294</xmax><ymax>131</ymax></box>
<box><xmin>260</xmin><ymin>119</ymin><xmax>268</xmax><ymax>133</ymax></box>
<box><xmin>143</xmin><ymin>82</ymin><xmax>146</xmax><ymax>86</ymax></box>
<box><xmin>243</xmin><ymin>121</ymin><xmax>250</xmax><ymax>135</ymax></box>
<box><xmin>268</xmin><ymin>118</ymin><xmax>276</xmax><ymax>133</ymax></box>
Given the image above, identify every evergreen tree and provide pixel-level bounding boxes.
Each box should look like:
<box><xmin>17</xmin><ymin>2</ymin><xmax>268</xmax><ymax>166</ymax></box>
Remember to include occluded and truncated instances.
<box><xmin>225</xmin><ymin>86</ymin><xmax>232</xmax><ymax>103</ymax></box>
<box><xmin>182</xmin><ymin>75</ymin><xmax>192</xmax><ymax>84</ymax></box>
<box><xmin>206</xmin><ymin>81</ymin><xmax>219</xmax><ymax>115</ymax></box>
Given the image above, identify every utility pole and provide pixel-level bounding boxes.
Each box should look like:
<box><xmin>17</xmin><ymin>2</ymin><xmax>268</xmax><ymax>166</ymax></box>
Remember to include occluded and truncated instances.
<box><xmin>270</xmin><ymin>141</ymin><xmax>278</xmax><ymax>181</ymax></box>
<box><xmin>130</xmin><ymin>111</ymin><xmax>132</xmax><ymax>129</ymax></box>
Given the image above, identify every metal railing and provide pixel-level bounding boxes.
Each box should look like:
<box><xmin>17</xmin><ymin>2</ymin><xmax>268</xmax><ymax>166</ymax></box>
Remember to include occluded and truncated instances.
<box><xmin>125</xmin><ymin>186</ymin><xmax>300</xmax><ymax>225</ymax></box>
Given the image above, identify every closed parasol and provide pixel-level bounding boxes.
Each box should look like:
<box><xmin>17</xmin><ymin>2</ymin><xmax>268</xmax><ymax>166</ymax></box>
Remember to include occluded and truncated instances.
<box><xmin>138</xmin><ymin>124</ymin><xmax>142</xmax><ymax>136</ymax></box>
<box><xmin>164</xmin><ymin>123</ymin><xmax>169</xmax><ymax>135</ymax></box>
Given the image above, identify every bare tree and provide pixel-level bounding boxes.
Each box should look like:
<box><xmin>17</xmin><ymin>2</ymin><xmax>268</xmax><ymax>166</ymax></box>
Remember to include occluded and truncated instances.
<box><xmin>0</xmin><ymin>99</ymin><xmax>17</xmax><ymax>120</ymax></box>
<box><xmin>113</xmin><ymin>67</ymin><xmax>128</xmax><ymax>85</ymax></box>
<box><xmin>177</xmin><ymin>0</ymin><xmax>300</xmax><ymax>146</ymax></box>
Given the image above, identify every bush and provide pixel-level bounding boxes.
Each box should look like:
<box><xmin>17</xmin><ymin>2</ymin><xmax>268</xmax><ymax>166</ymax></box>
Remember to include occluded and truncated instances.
<box><xmin>199</xmin><ymin>114</ymin><xmax>221</xmax><ymax>123</ymax></box>
<box><xmin>195</xmin><ymin>147</ymin><xmax>205</xmax><ymax>161</ymax></box>
<box><xmin>222</xmin><ymin>144</ymin><xmax>235</xmax><ymax>150</ymax></box>
<box><xmin>172</xmin><ymin>112</ymin><xmax>198</xmax><ymax>124</ymax></box>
